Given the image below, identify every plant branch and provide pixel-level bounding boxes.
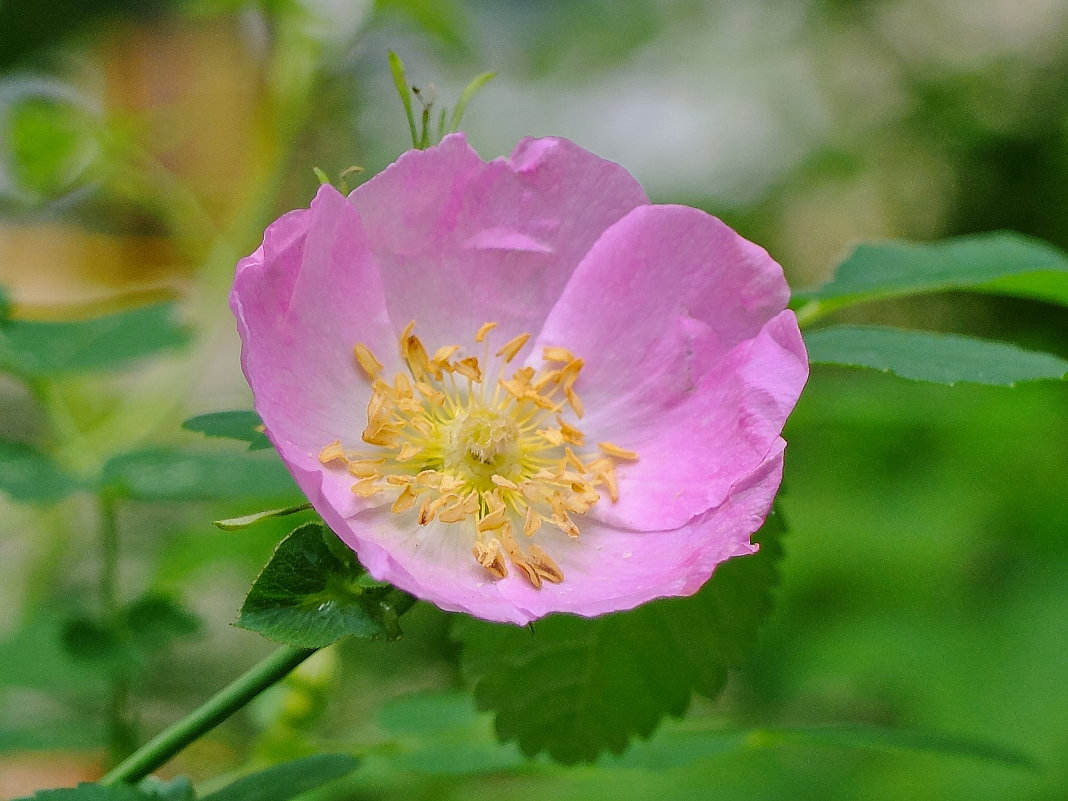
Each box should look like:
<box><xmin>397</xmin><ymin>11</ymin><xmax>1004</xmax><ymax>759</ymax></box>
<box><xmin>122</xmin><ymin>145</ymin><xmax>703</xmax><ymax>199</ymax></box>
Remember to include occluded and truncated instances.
<box><xmin>99</xmin><ymin>644</ymin><xmax>319</xmax><ymax>786</ymax></box>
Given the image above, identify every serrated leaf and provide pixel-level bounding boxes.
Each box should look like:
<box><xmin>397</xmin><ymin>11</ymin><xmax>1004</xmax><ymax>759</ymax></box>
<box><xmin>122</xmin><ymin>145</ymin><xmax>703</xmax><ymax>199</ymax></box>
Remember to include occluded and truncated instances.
<box><xmin>0</xmin><ymin>303</ymin><xmax>189</xmax><ymax>376</ymax></box>
<box><xmin>182</xmin><ymin>411</ymin><xmax>271</xmax><ymax>451</ymax></box>
<box><xmin>102</xmin><ymin>447</ymin><xmax>298</xmax><ymax>501</ymax></box>
<box><xmin>237</xmin><ymin>522</ymin><xmax>415</xmax><ymax>648</ymax></box>
<box><xmin>806</xmin><ymin>326</ymin><xmax>1068</xmax><ymax>385</ymax></box>
<box><xmin>797</xmin><ymin>232</ymin><xmax>1068</xmax><ymax>310</ymax></box>
<box><xmin>14</xmin><ymin>783</ymin><xmax>153</xmax><ymax>801</ymax></box>
<box><xmin>199</xmin><ymin>754</ymin><xmax>358</xmax><ymax>801</ymax></box>
<box><xmin>453</xmin><ymin>512</ymin><xmax>785</xmax><ymax>764</ymax></box>
<box><xmin>0</xmin><ymin>439</ymin><xmax>77</xmax><ymax>504</ymax></box>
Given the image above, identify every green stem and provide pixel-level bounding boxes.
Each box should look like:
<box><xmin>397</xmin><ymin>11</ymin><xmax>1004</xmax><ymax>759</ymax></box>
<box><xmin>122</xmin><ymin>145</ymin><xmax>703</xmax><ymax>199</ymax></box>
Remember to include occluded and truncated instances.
<box><xmin>99</xmin><ymin>645</ymin><xmax>318</xmax><ymax>786</ymax></box>
<box><xmin>100</xmin><ymin>493</ymin><xmax>136</xmax><ymax>764</ymax></box>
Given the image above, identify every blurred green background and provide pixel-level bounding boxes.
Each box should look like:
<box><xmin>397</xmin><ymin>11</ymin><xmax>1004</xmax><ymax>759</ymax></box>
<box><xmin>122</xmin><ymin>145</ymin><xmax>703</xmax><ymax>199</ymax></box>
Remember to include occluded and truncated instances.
<box><xmin>1</xmin><ymin>0</ymin><xmax>1066</xmax><ymax>799</ymax></box>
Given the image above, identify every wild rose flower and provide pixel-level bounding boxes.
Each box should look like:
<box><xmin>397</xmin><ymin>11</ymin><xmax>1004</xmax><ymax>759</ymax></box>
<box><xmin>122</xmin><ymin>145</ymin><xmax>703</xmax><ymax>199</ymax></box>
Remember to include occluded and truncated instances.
<box><xmin>231</xmin><ymin>133</ymin><xmax>807</xmax><ymax>625</ymax></box>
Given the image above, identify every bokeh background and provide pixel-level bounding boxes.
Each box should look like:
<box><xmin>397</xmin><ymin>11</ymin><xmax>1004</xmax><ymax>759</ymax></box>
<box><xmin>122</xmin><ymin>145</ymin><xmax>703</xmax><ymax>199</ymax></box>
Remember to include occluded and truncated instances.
<box><xmin>1</xmin><ymin>1</ymin><xmax>1067</xmax><ymax>799</ymax></box>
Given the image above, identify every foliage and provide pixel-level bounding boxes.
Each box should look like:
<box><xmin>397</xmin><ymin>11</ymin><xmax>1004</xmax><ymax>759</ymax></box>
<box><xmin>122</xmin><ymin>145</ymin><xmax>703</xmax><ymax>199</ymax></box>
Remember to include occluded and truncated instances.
<box><xmin>237</xmin><ymin>522</ymin><xmax>416</xmax><ymax>647</ymax></box>
<box><xmin>454</xmin><ymin>512</ymin><xmax>784</xmax><ymax>763</ymax></box>
<box><xmin>2</xmin><ymin>3</ymin><xmax>1067</xmax><ymax>800</ymax></box>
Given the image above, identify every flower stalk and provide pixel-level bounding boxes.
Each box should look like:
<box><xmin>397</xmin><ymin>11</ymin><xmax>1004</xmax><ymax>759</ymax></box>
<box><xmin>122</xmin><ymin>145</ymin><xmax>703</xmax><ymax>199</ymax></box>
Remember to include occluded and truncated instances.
<box><xmin>99</xmin><ymin>645</ymin><xmax>319</xmax><ymax>786</ymax></box>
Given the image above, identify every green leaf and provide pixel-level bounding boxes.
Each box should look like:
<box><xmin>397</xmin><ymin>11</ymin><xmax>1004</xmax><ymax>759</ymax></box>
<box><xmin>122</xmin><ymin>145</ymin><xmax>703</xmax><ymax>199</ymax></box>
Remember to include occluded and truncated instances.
<box><xmin>60</xmin><ymin>595</ymin><xmax>199</xmax><ymax>673</ymax></box>
<box><xmin>237</xmin><ymin>522</ymin><xmax>415</xmax><ymax>648</ymax></box>
<box><xmin>61</xmin><ymin>615</ymin><xmax>131</xmax><ymax>667</ymax></box>
<box><xmin>797</xmin><ymin>231</ymin><xmax>1068</xmax><ymax>310</ymax></box>
<box><xmin>213</xmin><ymin>503</ymin><xmax>312</xmax><ymax>531</ymax></box>
<box><xmin>7</xmin><ymin>91</ymin><xmax>99</xmax><ymax>199</ymax></box>
<box><xmin>764</xmin><ymin>724</ymin><xmax>1038</xmax><ymax>769</ymax></box>
<box><xmin>102</xmin><ymin>447</ymin><xmax>298</xmax><ymax>501</ymax></box>
<box><xmin>181</xmin><ymin>411</ymin><xmax>271</xmax><ymax>451</ymax></box>
<box><xmin>375</xmin><ymin>690</ymin><xmax>526</xmax><ymax>776</ymax></box>
<box><xmin>0</xmin><ymin>303</ymin><xmax>189</xmax><ymax>376</ymax></box>
<box><xmin>14</xmin><ymin>783</ymin><xmax>153</xmax><ymax>801</ymax></box>
<box><xmin>599</xmin><ymin>719</ymin><xmax>1038</xmax><ymax>772</ymax></box>
<box><xmin>0</xmin><ymin>439</ymin><xmax>77</xmax><ymax>504</ymax></box>
<box><xmin>453</xmin><ymin>511</ymin><xmax>786</xmax><ymax>764</ymax></box>
<box><xmin>0</xmin><ymin>615</ymin><xmax>107</xmax><ymax>691</ymax></box>
<box><xmin>806</xmin><ymin>326</ymin><xmax>1068</xmax><ymax>385</ymax></box>
<box><xmin>123</xmin><ymin>593</ymin><xmax>201</xmax><ymax>652</ymax></box>
<box><xmin>0</xmin><ymin>721</ymin><xmax>106</xmax><ymax>753</ymax></box>
<box><xmin>199</xmin><ymin>754</ymin><xmax>359</xmax><ymax>801</ymax></box>
<box><xmin>137</xmin><ymin>777</ymin><xmax>195</xmax><ymax>801</ymax></box>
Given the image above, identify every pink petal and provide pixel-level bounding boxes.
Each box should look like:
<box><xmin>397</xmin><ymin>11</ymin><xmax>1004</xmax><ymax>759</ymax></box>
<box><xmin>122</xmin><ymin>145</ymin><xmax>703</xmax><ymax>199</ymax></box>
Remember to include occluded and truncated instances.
<box><xmin>231</xmin><ymin>184</ymin><xmax>396</xmax><ymax>518</ymax></box>
<box><xmin>318</xmin><ymin>441</ymin><xmax>785</xmax><ymax>624</ymax></box>
<box><xmin>533</xmin><ymin>204</ymin><xmax>807</xmax><ymax>530</ymax></box>
<box><xmin>348</xmin><ymin>133</ymin><xmax>648</xmax><ymax>356</ymax></box>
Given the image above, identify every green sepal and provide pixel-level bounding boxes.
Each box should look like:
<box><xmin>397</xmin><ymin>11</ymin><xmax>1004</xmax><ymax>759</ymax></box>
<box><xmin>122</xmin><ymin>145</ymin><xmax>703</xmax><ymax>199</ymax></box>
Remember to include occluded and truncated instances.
<box><xmin>213</xmin><ymin>503</ymin><xmax>312</xmax><ymax>531</ymax></box>
<box><xmin>236</xmin><ymin>522</ymin><xmax>415</xmax><ymax>648</ymax></box>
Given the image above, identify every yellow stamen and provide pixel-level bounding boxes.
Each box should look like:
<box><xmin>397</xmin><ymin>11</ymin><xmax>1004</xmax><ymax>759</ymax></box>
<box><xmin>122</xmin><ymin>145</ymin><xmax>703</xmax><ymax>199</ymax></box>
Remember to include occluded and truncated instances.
<box><xmin>391</xmin><ymin>485</ymin><xmax>417</xmax><ymax>514</ymax></box>
<box><xmin>599</xmin><ymin>441</ymin><xmax>639</xmax><ymax>460</ymax></box>
<box><xmin>321</xmin><ymin>321</ymin><xmax>640</xmax><ymax>589</ymax></box>
<box><xmin>454</xmin><ymin>356</ymin><xmax>482</xmax><ymax>382</ymax></box>
<box><xmin>491</xmin><ymin>474</ymin><xmax>519</xmax><ymax>491</ymax></box>
<box><xmin>565</xmin><ymin>386</ymin><xmax>584</xmax><ymax>418</ymax></box>
<box><xmin>353</xmin><ymin>344</ymin><xmax>383</xmax><ymax>379</ymax></box>
<box><xmin>495</xmin><ymin>332</ymin><xmax>531</xmax><ymax>363</ymax></box>
<box><xmin>543</xmin><ymin>346</ymin><xmax>576</xmax><ymax>363</ymax></box>
<box><xmin>319</xmin><ymin>440</ymin><xmax>346</xmax><ymax>465</ymax></box>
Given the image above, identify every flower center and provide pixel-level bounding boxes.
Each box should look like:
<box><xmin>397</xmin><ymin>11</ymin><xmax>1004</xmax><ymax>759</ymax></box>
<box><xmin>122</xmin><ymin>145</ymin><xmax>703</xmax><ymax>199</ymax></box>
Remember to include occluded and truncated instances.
<box><xmin>317</xmin><ymin>320</ymin><xmax>637</xmax><ymax>588</ymax></box>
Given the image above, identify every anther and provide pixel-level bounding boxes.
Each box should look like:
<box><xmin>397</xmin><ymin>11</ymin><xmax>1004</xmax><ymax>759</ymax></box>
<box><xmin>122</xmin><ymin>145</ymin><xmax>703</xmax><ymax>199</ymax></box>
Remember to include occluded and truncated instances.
<box><xmin>353</xmin><ymin>344</ymin><xmax>383</xmax><ymax>379</ymax></box>
<box><xmin>495</xmin><ymin>332</ymin><xmax>531</xmax><ymax>363</ymax></box>
<box><xmin>319</xmin><ymin>440</ymin><xmax>346</xmax><ymax>465</ymax></box>
<box><xmin>543</xmin><ymin>346</ymin><xmax>576</xmax><ymax>363</ymax></box>
<box><xmin>454</xmin><ymin>356</ymin><xmax>482</xmax><ymax>382</ymax></box>
<box><xmin>599</xmin><ymin>441</ymin><xmax>639</xmax><ymax>460</ymax></box>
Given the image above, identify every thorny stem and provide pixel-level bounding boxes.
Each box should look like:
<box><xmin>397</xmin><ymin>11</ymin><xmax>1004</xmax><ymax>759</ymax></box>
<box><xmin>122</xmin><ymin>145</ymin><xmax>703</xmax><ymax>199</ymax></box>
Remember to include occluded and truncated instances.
<box><xmin>99</xmin><ymin>645</ymin><xmax>319</xmax><ymax>786</ymax></box>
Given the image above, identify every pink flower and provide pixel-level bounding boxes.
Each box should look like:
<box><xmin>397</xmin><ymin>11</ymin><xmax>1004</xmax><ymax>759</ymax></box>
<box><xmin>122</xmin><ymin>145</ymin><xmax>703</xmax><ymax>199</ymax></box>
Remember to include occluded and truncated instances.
<box><xmin>231</xmin><ymin>133</ymin><xmax>807</xmax><ymax>625</ymax></box>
